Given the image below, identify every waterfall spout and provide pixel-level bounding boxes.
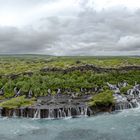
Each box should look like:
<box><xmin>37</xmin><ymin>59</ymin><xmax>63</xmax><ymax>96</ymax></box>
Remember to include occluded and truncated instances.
<box><xmin>68</xmin><ymin>108</ymin><xmax>72</xmax><ymax>117</ymax></box>
<box><xmin>13</xmin><ymin>110</ymin><xmax>17</xmax><ymax>118</ymax></box>
<box><xmin>34</xmin><ymin>109</ymin><xmax>41</xmax><ymax>119</ymax></box>
<box><xmin>48</xmin><ymin>109</ymin><xmax>54</xmax><ymax>119</ymax></box>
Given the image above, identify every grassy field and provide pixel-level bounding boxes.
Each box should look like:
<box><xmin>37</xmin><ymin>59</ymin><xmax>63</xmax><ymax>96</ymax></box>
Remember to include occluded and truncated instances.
<box><xmin>0</xmin><ymin>55</ymin><xmax>140</xmax><ymax>75</ymax></box>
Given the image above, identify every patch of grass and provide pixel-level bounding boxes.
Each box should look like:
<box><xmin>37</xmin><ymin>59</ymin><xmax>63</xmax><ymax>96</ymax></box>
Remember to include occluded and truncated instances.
<box><xmin>0</xmin><ymin>96</ymin><xmax>5</xmax><ymax>101</ymax></box>
<box><xmin>89</xmin><ymin>90</ymin><xmax>114</xmax><ymax>107</ymax></box>
<box><xmin>120</xmin><ymin>85</ymin><xmax>133</xmax><ymax>94</ymax></box>
<box><xmin>0</xmin><ymin>96</ymin><xmax>36</xmax><ymax>109</ymax></box>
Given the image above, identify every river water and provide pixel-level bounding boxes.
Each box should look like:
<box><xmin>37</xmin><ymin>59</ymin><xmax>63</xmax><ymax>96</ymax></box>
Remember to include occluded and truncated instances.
<box><xmin>0</xmin><ymin>108</ymin><xmax>140</xmax><ymax>140</ymax></box>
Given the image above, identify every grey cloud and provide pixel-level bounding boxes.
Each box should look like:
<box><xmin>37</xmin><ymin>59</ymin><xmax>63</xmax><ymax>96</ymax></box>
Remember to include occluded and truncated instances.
<box><xmin>117</xmin><ymin>36</ymin><xmax>140</xmax><ymax>51</ymax></box>
<box><xmin>53</xmin><ymin>7</ymin><xmax>140</xmax><ymax>55</ymax></box>
<box><xmin>0</xmin><ymin>5</ymin><xmax>140</xmax><ymax>55</ymax></box>
<box><xmin>0</xmin><ymin>26</ymin><xmax>60</xmax><ymax>54</ymax></box>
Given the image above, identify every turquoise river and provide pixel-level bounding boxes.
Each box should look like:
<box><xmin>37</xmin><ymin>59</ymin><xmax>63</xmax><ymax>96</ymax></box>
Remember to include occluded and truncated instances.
<box><xmin>0</xmin><ymin>108</ymin><xmax>140</xmax><ymax>140</ymax></box>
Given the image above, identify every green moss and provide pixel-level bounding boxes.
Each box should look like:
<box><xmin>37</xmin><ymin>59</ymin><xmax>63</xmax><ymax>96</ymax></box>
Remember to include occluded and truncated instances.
<box><xmin>89</xmin><ymin>90</ymin><xmax>114</xmax><ymax>107</ymax></box>
<box><xmin>4</xmin><ymin>92</ymin><xmax>15</xmax><ymax>98</ymax></box>
<box><xmin>0</xmin><ymin>96</ymin><xmax>5</xmax><ymax>101</ymax></box>
<box><xmin>0</xmin><ymin>96</ymin><xmax>36</xmax><ymax>109</ymax></box>
<box><xmin>120</xmin><ymin>85</ymin><xmax>133</xmax><ymax>94</ymax></box>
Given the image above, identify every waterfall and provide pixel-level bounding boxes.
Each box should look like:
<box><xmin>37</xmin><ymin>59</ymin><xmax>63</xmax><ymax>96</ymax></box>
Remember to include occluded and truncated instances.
<box><xmin>114</xmin><ymin>101</ymin><xmax>140</xmax><ymax>111</ymax></box>
<box><xmin>48</xmin><ymin>109</ymin><xmax>54</xmax><ymax>119</ymax></box>
<box><xmin>62</xmin><ymin>108</ymin><xmax>66</xmax><ymax>118</ymax></box>
<box><xmin>76</xmin><ymin>107</ymin><xmax>80</xmax><ymax>116</ymax></box>
<box><xmin>80</xmin><ymin>106</ymin><xmax>88</xmax><ymax>116</ymax></box>
<box><xmin>20</xmin><ymin>109</ymin><xmax>24</xmax><ymax>117</ymax></box>
<box><xmin>34</xmin><ymin>109</ymin><xmax>41</xmax><ymax>119</ymax></box>
<box><xmin>80</xmin><ymin>107</ymin><xmax>84</xmax><ymax>115</ymax></box>
<box><xmin>48</xmin><ymin>109</ymin><xmax>50</xmax><ymax>118</ymax></box>
<box><xmin>115</xmin><ymin>103</ymin><xmax>126</xmax><ymax>111</ymax></box>
<box><xmin>84</xmin><ymin>107</ymin><xmax>88</xmax><ymax>116</ymax></box>
<box><xmin>27</xmin><ymin>112</ymin><xmax>29</xmax><ymax>118</ymax></box>
<box><xmin>13</xmin><ymin>110</ymin><xmax>17</xmax><ymax>118</ymax></box>
<box><xmin>136</xmin><ymin>101</ymin><xmax>140</xmax><ymax>107</ymax></box>
<box><xmin>129</xmin><ymin>103</ymin><xmax>133</xmax><ymax>108</ymax></box>
<box><xmin>58</xmin><ymin>109</ymin><xmax>62</xmax><ymax>118</ymax></box>
<box><xmin>68</xmin><ymin>108</ymin><xmax>71</xmax><ymax>117</ymax></box>
<box><xmin>87</xmin><ymin>107</ymin><xmax>93</xmax><ymax>116</ymax></box>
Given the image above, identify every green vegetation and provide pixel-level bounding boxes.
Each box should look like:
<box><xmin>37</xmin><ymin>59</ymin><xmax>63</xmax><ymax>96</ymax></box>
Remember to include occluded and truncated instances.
<box><xmin>0</xmin><ymin>96</ymin><xmax>36</xmax><ymax>109</ymax></box>
<box><xmin>0</xmin><ymin>70</ymin><xmax>139</xmax><ymax>97</ymax></box>
<box><xmin>120</xmin><ymin>85</ymin><xmax>133</xmax><ymax>94</ymax></box>
<box><xmin>0</xmin><ymin>55</ymin><xmax>139</xmax><ymax>103</ymax></box>
<box><xmin>0</xmin><ymin>55</ymin><xmax>140</xmax><ymax>75</ymax></box>
<box><xmin>46</xmin><ymin>56</ymin><xmax>140</xmax><ymax>68</ymax></box>
<box><xmin>89</xmin><ymin>90</ymin><xmax>114</xmax><ymax>107</ymax></box>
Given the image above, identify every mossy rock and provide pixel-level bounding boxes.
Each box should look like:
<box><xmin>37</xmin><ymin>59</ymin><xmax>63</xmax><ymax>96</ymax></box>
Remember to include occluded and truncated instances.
<box><xmin>0</xmin><ymin>96</ymin><xmax>36</xmax><ymax>109</ymax></box>
<box><xmin>89</xmin><ymin>90</ymin><xmax>114</xmax><ymax>107</ymax></box>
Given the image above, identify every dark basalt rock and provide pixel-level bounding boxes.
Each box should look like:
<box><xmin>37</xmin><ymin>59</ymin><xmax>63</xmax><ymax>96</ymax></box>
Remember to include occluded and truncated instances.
<box><xmin>40</xmin><ymin>65</ymin><xmax>140</xmax><ymax>74</ymax></box>
<box><xmin>22</xmin><ymin>71</ymin><xmax>33</xmax><ymax>76</ymax></box>
<box><xmin>7</xmin><ymin>73</ymin><xmax>21</xmax><ymax>79</ymax></box>
<box><xmin>0</xmin><ymin>94</ymin><xmax>95</xmax><ymax>119</ymax></box>
<box><xmin>0</xmin><ymin>65</ymin><xmax>139</xmax><ymax>80</ymax></box>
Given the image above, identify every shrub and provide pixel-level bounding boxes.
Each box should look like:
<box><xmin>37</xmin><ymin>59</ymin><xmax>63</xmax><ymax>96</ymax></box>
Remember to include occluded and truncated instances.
<box><xmin>120</xmin><ymin>85</ymin><xmax>133</xmax><ymax>94</ymax></box>
<box><xmin>89</xmin><ymin>90</ymin><xmax>114</xmax><ymax>107</ymax></box>
<box><xmin>0</xmin><ymin>96</ymin><xmax>36</xmax><ymax>109</ymax></box>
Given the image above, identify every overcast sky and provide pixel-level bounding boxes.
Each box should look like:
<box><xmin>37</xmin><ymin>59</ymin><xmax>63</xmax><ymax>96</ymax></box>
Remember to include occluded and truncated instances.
<box><xmin>0</xmin><ymin>0</ymin><xmax>140</xmax><ymax>55</ymax></box>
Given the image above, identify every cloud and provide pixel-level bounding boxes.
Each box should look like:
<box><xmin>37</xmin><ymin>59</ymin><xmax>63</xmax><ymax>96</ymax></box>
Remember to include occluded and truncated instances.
<box><xmin>0</xmin><ymin>26</ymin><xmax>60</xmax><ymax>54</ymax></box>
<box><xmin>118</xmin><ymin>36</ymin><xmax>140</xmax><ymax>51</ymax></box>
<box><xmin>45</xmin><ymin>7</ymin><xmax>140</xmax><ymax>55</ymax></box>
<box><xmin>0</xmin><ymin>0</ymin><xmax>140</xmax><ymax>55</ymax></box>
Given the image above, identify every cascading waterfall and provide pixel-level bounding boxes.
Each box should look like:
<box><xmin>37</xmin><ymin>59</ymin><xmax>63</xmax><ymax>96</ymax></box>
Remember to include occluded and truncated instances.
<box><xmin>58</xmin><ymin>109</ymin><xmax>62</xmax><ymax>118</ymax></box>
<box><xmin>76</xmin><ymin>107</ymin><xmax>80</xmax><ymax>116</ymax></box>
<box><xmin>87</xmin><ymin>107</ymin><xmax>93</xmax><ymax>116</ymax></box>
<box><xmin>20</xmin><ymin>109</ymin><xmax>24</xmax><ymax>117</ymax></box>
<box><xmin>110</xmin><ymin>82</ymin><xmax>140</xmax><ymax>111</ymax></box>
<box><xmin>80</xmin><ymin>107</ymin><xmax>84</xmax><ymax>115</ymax></box>
<box><xmin>129</xmin><ymin>102</ymin><xmax>133</xmax><ymax>108</ymax></box>
<box><xmin>114</xmin><ymin>95</ymin><xmax>140</xmax><ymax>111</ymax></box>
<box><xmin>84</xmin><ymin>107</ymin><xmax>88</xmax><ymax>116</ymax></box>
<box><xmin>34</xmin><ymin>109</ymin><xmax>41</xmax><ymax>119</ymax></box>
<box><xmin>48</xmin><ymin>109</ymin><xmax>54</xmax><ymax>119</ymax></box>
<box><xmin>136</xmin><ymin>100</ymin><xmax>140</xmax><ymax>106</ymax></box>
<box><xmin>13</xmin><ymin>110</ymin><xmax>16</xmax><ymax>118</ymax></box>
<box><xmin>80</xmin><ymin>106</ymin><xmax>88</xmax><ymax>116</ymax></box>
<box><xmin>115</xmin><ymin>102</ymin><xmax>134</xmax><ymax>111</ymax></box>
<box><xmin>62</xmin><ymin>108</ymin><xmax>66</xmax><ymax>118</ymax></box>
<box><xmin>68</xmin><ymin>108</ymin><xmax>71</xmax><ymax>117</ymax></box>
<box><xmin>46</xmin><ymin>106</ymin><xmax>90</xmax><ymax>119</ymax></box>
<box><xmin>0</xmin><ymin>105</ymin><xmax>92</xmax><ymax>119</ymax></box>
